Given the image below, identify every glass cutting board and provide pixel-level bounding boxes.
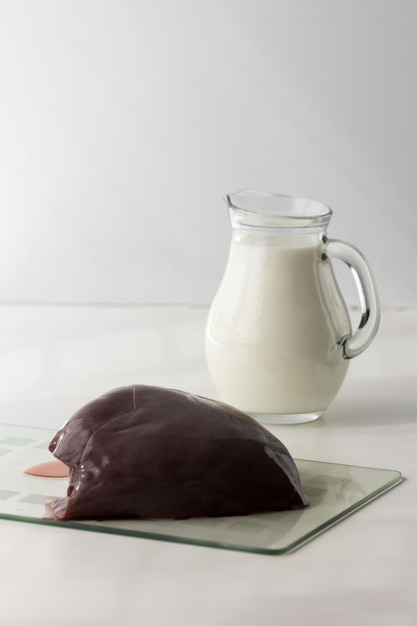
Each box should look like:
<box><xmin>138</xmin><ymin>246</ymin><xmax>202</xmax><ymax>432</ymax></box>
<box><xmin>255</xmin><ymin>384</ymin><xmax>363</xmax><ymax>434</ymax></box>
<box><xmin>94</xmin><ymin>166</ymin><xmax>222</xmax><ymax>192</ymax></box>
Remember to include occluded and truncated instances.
<box><xmin>0</xmin><ymin>423</ymin><xmax>403</xmax><ymax>554</ymax></box>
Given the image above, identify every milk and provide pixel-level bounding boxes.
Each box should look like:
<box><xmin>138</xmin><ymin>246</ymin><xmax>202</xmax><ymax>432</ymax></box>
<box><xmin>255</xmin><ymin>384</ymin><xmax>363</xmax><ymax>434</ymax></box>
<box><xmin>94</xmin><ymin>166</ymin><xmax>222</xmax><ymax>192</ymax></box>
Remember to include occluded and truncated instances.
<box><xmin>205</xmin><ymin>231</ymin><xmax>351</xmax><ymax>418</ymax></box>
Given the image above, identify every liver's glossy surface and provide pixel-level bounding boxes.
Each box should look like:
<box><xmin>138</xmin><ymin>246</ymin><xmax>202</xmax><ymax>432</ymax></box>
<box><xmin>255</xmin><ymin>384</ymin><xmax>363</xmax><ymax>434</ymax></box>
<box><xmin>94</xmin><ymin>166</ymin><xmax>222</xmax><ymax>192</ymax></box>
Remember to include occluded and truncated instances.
<box><xmin>47</xmin><ymin>385</ymin><xmax>308</xmax><ymax>520</ymax></box>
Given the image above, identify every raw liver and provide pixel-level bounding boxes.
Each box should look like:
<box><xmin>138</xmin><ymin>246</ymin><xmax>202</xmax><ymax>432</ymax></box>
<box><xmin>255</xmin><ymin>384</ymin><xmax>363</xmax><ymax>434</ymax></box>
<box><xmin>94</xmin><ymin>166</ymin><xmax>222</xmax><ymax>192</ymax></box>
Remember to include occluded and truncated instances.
<box><xmin>46</xmin><ymin>385</ymin><xmax>308</xmax><ymax>520</ymax></box>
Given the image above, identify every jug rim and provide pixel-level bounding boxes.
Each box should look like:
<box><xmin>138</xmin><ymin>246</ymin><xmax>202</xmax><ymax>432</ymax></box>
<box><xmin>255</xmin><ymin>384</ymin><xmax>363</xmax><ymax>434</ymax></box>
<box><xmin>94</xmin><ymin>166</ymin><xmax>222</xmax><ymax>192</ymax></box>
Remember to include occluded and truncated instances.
<box><xmin>225</xmin><ymin>189</ymin><xmax>332</xmax><ymax>229</ymax></box>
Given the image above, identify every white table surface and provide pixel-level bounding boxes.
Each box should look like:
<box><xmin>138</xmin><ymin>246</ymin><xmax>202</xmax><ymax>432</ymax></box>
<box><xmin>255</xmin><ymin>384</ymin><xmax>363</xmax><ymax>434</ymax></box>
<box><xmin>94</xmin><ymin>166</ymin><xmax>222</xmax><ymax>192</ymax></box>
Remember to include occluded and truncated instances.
<box><xmin>0</xmin><ymin>304</ymin><xmax>416</xmax><ymax>626</ymax></box>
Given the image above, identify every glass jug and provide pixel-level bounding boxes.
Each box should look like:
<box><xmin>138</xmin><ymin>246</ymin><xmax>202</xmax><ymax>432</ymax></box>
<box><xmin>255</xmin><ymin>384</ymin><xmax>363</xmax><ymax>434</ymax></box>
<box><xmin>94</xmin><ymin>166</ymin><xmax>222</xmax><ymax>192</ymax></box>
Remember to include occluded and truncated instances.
<box><xmin>205</xmin><ymin>190</ymin><xmax>380</xmax><ymax>424</ymax></box>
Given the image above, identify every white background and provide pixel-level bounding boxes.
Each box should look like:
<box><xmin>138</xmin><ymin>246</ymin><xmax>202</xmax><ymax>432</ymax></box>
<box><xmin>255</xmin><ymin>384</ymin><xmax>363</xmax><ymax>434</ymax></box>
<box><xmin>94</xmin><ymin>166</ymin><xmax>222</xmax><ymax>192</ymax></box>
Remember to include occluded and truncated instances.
<box><xmin>1</xmin><ymin>0</ymin><xmax>416</xmax><ymax>308</ymax></box>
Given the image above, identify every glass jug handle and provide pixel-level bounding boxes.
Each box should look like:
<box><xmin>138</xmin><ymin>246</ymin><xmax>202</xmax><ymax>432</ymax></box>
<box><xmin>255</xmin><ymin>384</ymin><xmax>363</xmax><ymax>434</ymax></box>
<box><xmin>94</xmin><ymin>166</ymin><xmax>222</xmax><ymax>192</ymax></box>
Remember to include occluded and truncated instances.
<box><xmin>325</xmin><ymin>239</ymin><xmax>381</xmax><ymax>359</ymax></box>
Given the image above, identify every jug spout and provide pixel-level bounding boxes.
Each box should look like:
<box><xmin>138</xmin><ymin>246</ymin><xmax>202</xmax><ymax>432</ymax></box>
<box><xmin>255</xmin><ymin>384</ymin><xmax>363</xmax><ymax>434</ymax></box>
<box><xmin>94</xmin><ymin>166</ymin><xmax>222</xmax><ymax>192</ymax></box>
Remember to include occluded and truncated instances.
<box><xmin>225</xmin><ymin>189</ymin><xmax>333</xmax><ymax>230</ymax></box>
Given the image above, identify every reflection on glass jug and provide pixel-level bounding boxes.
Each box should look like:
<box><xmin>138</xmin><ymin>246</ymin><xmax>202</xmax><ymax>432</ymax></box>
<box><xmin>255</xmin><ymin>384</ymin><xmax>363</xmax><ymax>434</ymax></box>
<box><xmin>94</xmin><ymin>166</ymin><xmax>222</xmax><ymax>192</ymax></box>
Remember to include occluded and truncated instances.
<box><xmin>205</xmin><ymin>190</ymin><xmax>380</xmax><ymax>424</ymax></box>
